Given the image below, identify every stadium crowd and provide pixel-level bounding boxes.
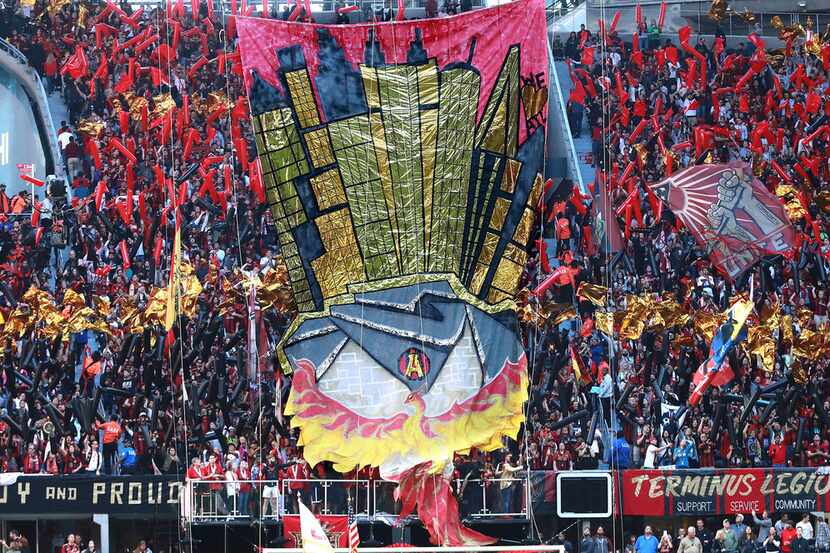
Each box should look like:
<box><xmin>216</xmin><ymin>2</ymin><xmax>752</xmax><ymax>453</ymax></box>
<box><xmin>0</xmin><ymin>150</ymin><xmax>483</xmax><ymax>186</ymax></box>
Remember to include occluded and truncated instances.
<box><xmin>572</xmin><ymin>513</ymin><xmax>830</xmax><ymax>553</ymax></box>
<box><xmin>0</xmin><ymin>0</ymin><xmax>826</xmax><ymax>522</ymax></box>
<box><xmin>0</xmin><ymin>0</ymin><xmax>296</xmax><ymax>485</ymax></box>
<box><xmin>510</xmin><ymin>18</ymin><xmax>830</xmax><ymax>476</ymax></box>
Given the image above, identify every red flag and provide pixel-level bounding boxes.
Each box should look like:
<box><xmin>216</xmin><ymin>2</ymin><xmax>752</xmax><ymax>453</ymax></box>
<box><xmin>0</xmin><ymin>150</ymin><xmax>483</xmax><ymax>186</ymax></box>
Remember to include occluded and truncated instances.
<box><xmin>249</xmin><ymin>159</ymin><xmax>266</xmax><ymax>203</ymax></box>
<box><xmin>60</xmin><ymin>45</ymin><xmax>88</xmax><ymax>79</ymax></box>
<box><xmin>235</xmin><ymin>138</ymin><xmax>249</xmax><ymax>171</ymax></box>
<box><xmin>581</xmin><ymin>47</ymin><xmax>594</xmax><ymax>66</ymax></box>
<box><xmin>34</xmin><ymin>226</ymin><xmax>44</xmax><ymax>247</ymax></box>
<box><xmin>108</xmin><ymin>138</ymin><xmax>137</xmax><ymax>164</ymax></box>
<box><xmin>94</xmin><ymin>180</ymin><xmax>108</xmax><ymax>211</ymax></box>
<box><xmin>532</xmin><ymin>265</ymin><xmax>579</xmax><ymax>297</ymax></box>
<box><xmin>187</xmin><ymin>55</ymin><xmax>209</xmax><ymax>79</ymax></box>
<box><xmin>119</xmin><ymin>240</ymin><xmax>131</xmax><ymax>269</ymax></box>
<box><xmin>650</xmin><ymin>162</ymin><xmax>796</xmax><ymax>279</ymax></box>
<box><xmin>153</xmin><ymin>235</ymin><xmax>164</xmax><ymax>266</ymax></box>
<box><xmin>30</xmin><ymin>201</ymin><xmax>41</xmax><ymax>227</ymax></box>
<box><xmin>692</xmin><ymin>358</ymin><xmax>734</xmax><ymax>390</ymax></box>
<box><xmin>609</xmin><ymin>10</ymin><xmax>621</xmax><ymax>32</ymax></box>
<box><xmin>20</xmin><ymin>174</ymin><xmax>44</xmax><ymax>187</ymax></box>
<box><xmin>224</xmin><ymin>164</ymin><xmax>233</xmax><ymax>193</ymax></box>
<box><xmin>177</xmin><ymin>181</ymin><xmax>190</xmax><ymax>207</ymax></box>
<box><xmin>138</xmin><ymin>191</ymin><xmax>148</xmax><ymax>224</ymax></box>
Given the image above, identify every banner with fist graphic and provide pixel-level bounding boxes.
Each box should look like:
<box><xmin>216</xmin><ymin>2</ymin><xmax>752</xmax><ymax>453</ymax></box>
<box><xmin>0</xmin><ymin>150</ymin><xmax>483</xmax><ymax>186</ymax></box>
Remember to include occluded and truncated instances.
<box><xmin>651</xmin><ymin>162</ymin><xmax>796</xmax><ymax>279</ymax></box>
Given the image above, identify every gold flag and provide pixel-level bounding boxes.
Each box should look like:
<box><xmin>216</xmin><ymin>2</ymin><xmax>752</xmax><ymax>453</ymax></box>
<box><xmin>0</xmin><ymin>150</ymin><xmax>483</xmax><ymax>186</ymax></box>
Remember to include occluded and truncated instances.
<box><xmin>77</xmin><ymin>118</ymin><xmax>105</xmax><ymax>137</ymax></box>
<box><xmin>576</xmin><ymin>282</ymin><xmax>607</xmax><ymax>307</ymax></box>
<box><xmin>595</xmin><ymin>311</ymin><xmax>615</xmax><ymax>336</ymax></box>
<box><xmin>152</xmin><ymin>94</ymin><xmax>178</xmax><ymax>119</ymax></box>
<box><xmin>78</xmin><ymin>4</ymin><xmax>89</xmax><ymax>27</ymax></box>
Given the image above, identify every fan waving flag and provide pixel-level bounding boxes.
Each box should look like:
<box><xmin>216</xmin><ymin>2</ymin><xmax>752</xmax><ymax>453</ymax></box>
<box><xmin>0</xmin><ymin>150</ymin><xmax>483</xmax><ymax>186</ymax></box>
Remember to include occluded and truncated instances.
<box><xmin>650</xmin><ymin>162</ymin><xmax>795</xmax><ymax>280</ymax></box>
<box><xmin>688</xmin><ymin>300</ymin><xmax>753</xmax><ymax>406</ymax></box>
<box><xmin>569</xmin><ymin>343</ymin><xmax>592</xmax><ymax>384</ymax></box>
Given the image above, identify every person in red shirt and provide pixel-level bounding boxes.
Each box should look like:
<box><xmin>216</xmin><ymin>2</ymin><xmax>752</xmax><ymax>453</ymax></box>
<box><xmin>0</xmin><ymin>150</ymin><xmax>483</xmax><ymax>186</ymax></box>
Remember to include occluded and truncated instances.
<box><xmin>807</xmin><ymin>436</ymin><xmax>829</xmax><ymax>467</ymax></box>
<box><xmin>45</xmin><ymin>453</ymin><xmax>60</xmax><ymax>475</ymax></box>
<box><xmin>60</xmin><ymin>534</ymin><xmax>79</xmax><ymax>553</ymax></box>
<box><xmin>698</xmin><ymin>434</ymin><xmax>715</xmax><ymax>467</ymax></box>
<box><xmin>94</xmin><ymin>415</ymin><xmax>122</xmax><ymax>475</ymax></box>
<box><xmin>236</xmin><ymin>460</ymin><xmax>252</xmax><ymax>516</ymax></box>
<box><xmin>22</xmin><ymin>445</ymin><xmax>41</xmax><ymax>474</ymax></box>
<box><xmin>187</xmin><ymin>458</ymin><xmax>202</xmax><ymax>481</ymax></box>
<box><xmin>201</xmin><ymin>452</ymin><xmax>227</xmax><ymax>515</ymax></box>
<box><xmin>780</xmin><ymin>521</ymin><xmax>797</xmax><ymax>553</ymax></box>
<box><xmin>283</xmin><ymin>457</ymin><xmax>310</xmax><ymax>514</ymax></box>
<box><xmin>64</xmin><ymin>444</ymin><xmax>83</xmax><ymax>474</ymax></box>
<box><xmin>553</xmin><ymin>442</ymin><xmax>572</xmax><ymax>471</ymax></box>
<box><xmin>769</xmin><ymin>435</ymin><xmax>788</xmax><ymax>467</ymax></box>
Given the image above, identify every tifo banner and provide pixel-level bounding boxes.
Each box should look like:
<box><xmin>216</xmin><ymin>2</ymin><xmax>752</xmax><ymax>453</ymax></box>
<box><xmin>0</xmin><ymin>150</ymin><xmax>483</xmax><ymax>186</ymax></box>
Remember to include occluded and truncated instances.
<box><xmin>651</xmin><ymin>162</ymin><xmax>796</xmax><ymax>279</ymax></box>
<box><xmin>237</xmin><ymin>1</ymin><xmax>547</xmax><ymax>544</ymax></box>
<box><xmin>283</xmin><ymin>514</ymin><xmax>349</xmax><ymax>548</ymax></box>
<box><xmin>236</xmin><ymin>0</ymin><xmax>548</xmax><ymax>312</ymax></box>
<box><xmin>620</xmin><ymin>468</ymin><xmax>830</xmax><ymax>516</ymax></box>
<box><xmin>0</xmin><ymin>474</ymin><xmax>180</xmax><ymax>516</ymax></box>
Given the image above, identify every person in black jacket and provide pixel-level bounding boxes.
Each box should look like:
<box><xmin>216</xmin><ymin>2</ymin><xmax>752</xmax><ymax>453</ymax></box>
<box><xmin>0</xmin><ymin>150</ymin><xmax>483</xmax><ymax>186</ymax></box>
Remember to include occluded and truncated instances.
<box><xmin>790</xmin><ymin>528</ymin><xmax>809</xmax><ymax>553</ymax></box>
<box><xmin>697</xmin><ymin>520</ymin><xmax>714</xmax><ymax>553</ymax></box>
<box><xmin>739</xmin><ymin>529</ymin><xmax>756</xmax><ymax>553</ymax></box>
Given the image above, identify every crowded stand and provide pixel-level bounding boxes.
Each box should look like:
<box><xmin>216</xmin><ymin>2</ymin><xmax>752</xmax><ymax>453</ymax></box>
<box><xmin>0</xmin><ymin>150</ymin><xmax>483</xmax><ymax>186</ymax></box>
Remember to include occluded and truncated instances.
<box><xmin>537</xmin><ymin>18</ymin><xmax>830</xmax><ymax>473</ymax></box>
<box><xmin>0</xmin><ymin>0</ymin><xmax>827</xmax><ymax>512</ymax></box>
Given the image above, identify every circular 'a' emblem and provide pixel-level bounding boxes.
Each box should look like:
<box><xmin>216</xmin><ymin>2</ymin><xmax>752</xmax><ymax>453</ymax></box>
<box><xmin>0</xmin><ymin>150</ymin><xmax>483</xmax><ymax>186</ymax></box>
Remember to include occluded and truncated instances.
<box><xmin>398</xmin><ymin>347</ymin><xmax>429</xmax><ymax>381</ymax></box>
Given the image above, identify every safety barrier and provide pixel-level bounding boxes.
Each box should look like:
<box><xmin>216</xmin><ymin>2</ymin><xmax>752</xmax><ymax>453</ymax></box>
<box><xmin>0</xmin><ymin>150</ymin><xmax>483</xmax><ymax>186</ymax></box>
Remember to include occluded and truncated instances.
<box><xmin>184</xmin><ymin>476</ymin><xmax>529</xmax><ymax>521</ymax></box>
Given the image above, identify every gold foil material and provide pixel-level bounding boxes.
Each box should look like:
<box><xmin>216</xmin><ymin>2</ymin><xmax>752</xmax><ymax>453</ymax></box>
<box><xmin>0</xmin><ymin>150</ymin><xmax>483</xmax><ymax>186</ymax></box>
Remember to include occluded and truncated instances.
<box><xmin>151</xmin><ymin>93</ymin><xmax>177</xmax><ymax>119</ymax></box>
<box><xmin>285</xmin><ymin>70</ymin><xmax>321</xmax><ymax>128</ymax></box>
<box><xmin>501</xmin><ymin>159</ymin><xmax>522</xmax><ymax>194</ymax></box>
<box><xmin>490</xmin><ymin>198</ymin><xmax>511</xmax><ymax>231</ymax></box>
<box><xmin>77</xmin><ymin>118</ymin><xmax>105</xmax><ymax>137</ymax></box>
<box><xmin>311</xmin><ymin>208</ymin><xmax>367</xmax><ymax>299</ymax></box>
<box><xmin>595</xmin><ymin>311</ymin><xmax>615</xmax><ymax>336</ymax></box>
<box><xmin>694</xmin><ymin>310</ymin><xmax>726</xmax><ymax>343</ymax></box>
<box><xmin>708</xmin><ymin>0</ymin><xmax>727</xmax><ymax>22</ymax></box>
<box><xmin>304</xmin><ymin>128</ymin><xmax>335</xmax><ymax>169</ymax></box>
<box><xmin>513</xmin><ymin>208</ymin><xmax>535</xmax><ymax>247</ymax></box>
<box><xmin>310</xmin><ymin>169</ymin><xmax>347</xmax><ymax>211</ymax></box>
<box><xmin>577</xmin><ymin>283</ymin><xmax>608</xmax><ymax>306</ymax></box>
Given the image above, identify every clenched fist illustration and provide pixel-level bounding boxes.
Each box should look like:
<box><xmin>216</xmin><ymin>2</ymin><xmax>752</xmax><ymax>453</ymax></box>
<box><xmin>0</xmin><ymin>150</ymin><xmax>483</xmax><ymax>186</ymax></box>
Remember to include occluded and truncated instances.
<box><xmin>708</xmin><ymin>169</ymin><xmax>784</xmax><ymax>241</ymax></box>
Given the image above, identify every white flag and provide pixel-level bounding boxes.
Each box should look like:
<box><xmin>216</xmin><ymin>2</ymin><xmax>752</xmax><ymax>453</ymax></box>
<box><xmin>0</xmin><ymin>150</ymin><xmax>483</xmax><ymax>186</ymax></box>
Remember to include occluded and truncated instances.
<box><xmin>299</xmin><ymin>501</ymin><xmax>335</xmax><ymax>553</ymax></box>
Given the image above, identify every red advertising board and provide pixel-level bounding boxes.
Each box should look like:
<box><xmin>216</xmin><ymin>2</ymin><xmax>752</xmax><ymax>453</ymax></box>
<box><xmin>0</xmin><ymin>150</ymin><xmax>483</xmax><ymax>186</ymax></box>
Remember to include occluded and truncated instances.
<box><xmin>282</xmin><ymin>514</ymin><xmax>349</xmax><ymax>548</ymax></box>
<box><xmin>619</xmin><ymin>468</ymin><xmax>830</xmax><ymax>516</ymax></box>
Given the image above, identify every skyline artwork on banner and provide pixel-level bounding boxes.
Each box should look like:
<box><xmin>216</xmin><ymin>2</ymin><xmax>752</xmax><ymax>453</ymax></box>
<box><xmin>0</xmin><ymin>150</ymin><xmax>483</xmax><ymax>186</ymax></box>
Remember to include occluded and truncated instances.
<box><xmin>236</xmin><ymin>0</ymin><xmax>547</xmax><ymax>543</ymax></box>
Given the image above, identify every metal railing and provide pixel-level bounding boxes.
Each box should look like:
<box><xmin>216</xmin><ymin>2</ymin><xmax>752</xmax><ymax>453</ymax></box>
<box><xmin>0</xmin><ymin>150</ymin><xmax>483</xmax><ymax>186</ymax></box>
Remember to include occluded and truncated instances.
<box><xmin>184</xmin><ymin>477</ymin><xmax>528</xmax><ymax>521</ymax></box>
<box><xmin>546</xmin><ymin>0</ymin><xmax>585</xmax><ymax>22</ymax></box>
<box><xmin>280</xmin><ymin>479</ymin><xmax>372</xmax><ymax>516</ymax></box>
<box><xmin>184</xmin><ymin>478</ymin><xmax>373</xmax><ymax>520</ymax></box>
<box><xmin>456</xmin><ymin>478</ymin><xmax>529</xmax><ymax>518</ymax></box>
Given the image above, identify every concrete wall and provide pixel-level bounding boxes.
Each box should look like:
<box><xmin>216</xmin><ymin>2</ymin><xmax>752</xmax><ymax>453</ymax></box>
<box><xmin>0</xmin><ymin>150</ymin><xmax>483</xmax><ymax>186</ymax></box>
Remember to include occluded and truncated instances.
<box><xmin>0</xmin><ymin>39</ymin><xmax>62</xmax><ymax>185</ymax></box>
